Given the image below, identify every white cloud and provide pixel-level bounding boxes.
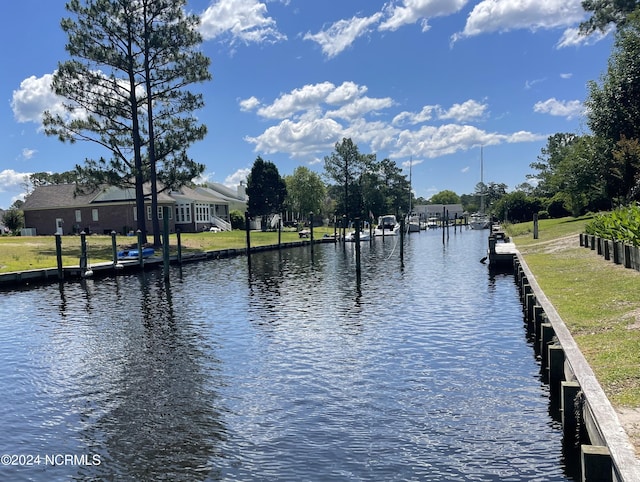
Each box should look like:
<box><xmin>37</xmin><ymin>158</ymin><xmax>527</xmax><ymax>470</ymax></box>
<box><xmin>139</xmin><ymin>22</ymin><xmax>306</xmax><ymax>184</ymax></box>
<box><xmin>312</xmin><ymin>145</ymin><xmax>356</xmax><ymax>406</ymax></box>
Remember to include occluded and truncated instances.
<box><xmin>224</xmin><ymin>168</ymin><xmax>251</xmax><ymax>188</ymax></box>
<box><xmin>453</xmin><ymin>0</ymin><xmax>586</xmax><ymax>43</ymax></box>
<box><xmin>379</xmin><ymin>0</ymin><xmax>468</xmax><ymax>32</ymax></box>
<box><xmin>393</xmin><ymin>99</ymin><xmax>487</xmax><ymax>126</ymax></box>
<box><xmin>0</xmin><ymin>169</ymin><xmax>29</xmax><ymax>193</ymax></box>
<box><xmin>245</xmin><ymin>117</ymin><xmax>344</xmax><ymax>156</ymax></box>
<box><xmin>194</xmin><ymin>171</ymin><xmax>216</xmax><ymax>185</ymax></box>
<box><xmin>199</xmin><ymin>0</ymin><xmax>286</xmax><ymax>45</ymax></box>
<box><xmin>437</xmin><ymin>99</ymin><xmax>488</xmax><ymax>122</ymax></box>
<box><xmin>506</xmin><ymin>130</ymin><xmax>547</xmax><ymax>143</ymax></box>
<box><xmin>21</xmin><ymin>148</ymin><xmax>37</xmax><ymax>160</ymax></box>
<box><xmin>393</xmin><ymin>106</ymin><xmax>435</xmax><ymax>126</ymax></box>
<box><xmin>402</xmin><ymin>159</ymin><xmax>423</xmax><ymax>169</ymax></box>
<box><xmin>325</xmin><ymin>96</ymin><xmax>395</xmax><ymax>121</ymax></box>
<box><xmin>11</xmin><ymin>74</ymin><xmax>61</xmax><ymax>125</ymax></box>
<box><xmin>533</xmin><ymin>98</ymin><xmax>584</xmax><ymax>119</ymax></box>
<box><xmin>255</xmin><ymin>82</ymin><xmax>339</xmax><ymax>119</ymax></box>
<box><xmin>303</xmin><ymin>13</ymin><xmax>382</xmax><ymax>58</ymax></box>
<box><xmin>239</xmin><ymin>96</ymin><xmax>261</xmax><ymax>111</ymax></box>
<box><xmin>248</xmin><ymin>81</ymin><xmax>393</xmax><ymax>124</ymax></box>
<box><xmin>243</xmin><ymin>82</ymin><xmax>543</xmax><ymax>163</ymax></box>
<box><xmin>555</xmin><ymin>25</ymin><xmax>612</xmax><ymax>48</ymax></box>
<box><xmin>525</xmin><ymin>78</ymin><xmax>546</xmax><ymax>90</ymax></box>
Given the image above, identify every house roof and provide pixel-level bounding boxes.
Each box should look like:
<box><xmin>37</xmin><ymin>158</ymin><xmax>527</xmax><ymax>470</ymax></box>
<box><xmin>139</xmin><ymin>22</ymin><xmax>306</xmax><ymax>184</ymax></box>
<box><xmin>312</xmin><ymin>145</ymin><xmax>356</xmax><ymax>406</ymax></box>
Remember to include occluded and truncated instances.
<box><xmin>172</xmin><ymin>185</ymin><xmax>227</xmax><ymax>204</ymax></box>
<box><xmin>22</xmin><ymin>184</ymin><xmax>100</xmax><ymax>210</ymax></box>
<box><xmin>200</xmin><ymin>182</ymin><xmax>247</xmax><ymax>202</ymax></box>
<box><xmin>22</xmin><ymin>183</ymin><xmax>175</xmax><ymax>210</ymax></box>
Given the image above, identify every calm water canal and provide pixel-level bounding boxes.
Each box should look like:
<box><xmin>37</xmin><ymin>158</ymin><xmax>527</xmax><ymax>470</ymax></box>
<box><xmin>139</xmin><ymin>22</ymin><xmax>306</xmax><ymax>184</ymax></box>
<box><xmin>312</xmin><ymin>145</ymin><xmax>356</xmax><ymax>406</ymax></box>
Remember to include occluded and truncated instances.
<box><xmin>0</xmin><ymin>229</ymin><xmax>573</xmax><ymax>481</ymax></box>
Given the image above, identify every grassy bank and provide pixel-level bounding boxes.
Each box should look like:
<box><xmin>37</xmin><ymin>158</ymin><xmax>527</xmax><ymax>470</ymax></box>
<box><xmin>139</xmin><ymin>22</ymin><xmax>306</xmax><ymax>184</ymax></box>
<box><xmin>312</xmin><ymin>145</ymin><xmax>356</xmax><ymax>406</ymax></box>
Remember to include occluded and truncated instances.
<box><xmin>506</xmin><ymin>216</ymin><xmax>640</xmax><ymax>409</ymax></box>
<box><xmin>0</xmin><ymin>227</ymin><xmax>336</xmax><ymax>273</ymax></box>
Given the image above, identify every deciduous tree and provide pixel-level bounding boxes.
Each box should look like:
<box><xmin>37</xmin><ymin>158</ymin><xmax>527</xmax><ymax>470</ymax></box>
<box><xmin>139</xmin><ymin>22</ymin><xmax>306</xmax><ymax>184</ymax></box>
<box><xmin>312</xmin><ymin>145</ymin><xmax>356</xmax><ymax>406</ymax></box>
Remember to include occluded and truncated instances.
<box><xmin>579</xmin><ymin>0</ymin><xmax>639</xmax><ymax>35</ymax></box>
<box><xmin>284</xmin><ymin>166</ymin><xmax>326</xmax><ymax>221</ymax></box>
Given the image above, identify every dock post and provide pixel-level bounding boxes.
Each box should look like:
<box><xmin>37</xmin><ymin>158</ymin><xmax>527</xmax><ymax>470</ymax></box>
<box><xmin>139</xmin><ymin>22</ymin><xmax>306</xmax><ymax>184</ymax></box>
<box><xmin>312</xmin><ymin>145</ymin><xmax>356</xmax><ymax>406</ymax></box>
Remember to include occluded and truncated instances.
<box><xmin>55</xmin><ymin>234</ymin><xmax>63</xmax><ymax>281</ymax></box>
<box><xmin>355</xmin><ymin>217</ymin><xmax>361</xmax><ymax>278</ymax></box>
<box><xmin>136</xmin><ymin>230</ymin><xmax>143</xmax><ymax>268</ymax></box>
<box><xmin>245</xmin><ymin>211</ymin><xmax>251</xmax><ymax>267</ymax></box>
<box><xmin>561</xmin><ymin>381</ymin><xmax>582</xmax><ymax>443</ymax></box>
<box><xmin>80</xmin><ymin>231</ymin><xmax>88</xmax><ymax>275</ymax></box>
<box><xmin>533</xmin><ymin>305</ymin><xmax>544</xmax><ymax>341</ymax></box>
<box><xmin>162</xmin><ymin>207</ymin><xmax>170</xmax><ymax>280</ymax></box>
<box><xmin>342</xmin><ymin>215</ymin><xmax>347</xmax><ymax>242</ymax></box>
<box><xmin>399</xmin><ymin>218</ymin><xmax>405</xmax><ymax>265</ymax></box>
<box><xmin>548</xmin><ymin>344</ymin><xmax>565</xmax><ymax>401</ymax></box>
<box><xmin>111</xmin><ymin>231</ymin><xmax>118</xmax><ymax>266</ymax></box>
<box><xmin>446</xmin><ymin>210</ymin><xmax>450</xmax><ymax>240</ymax></box>
<box><xmin>540</xmin><ymin>323</ymin><xmax>555</xmax><ymax>374</ymax></box>
<box><xmin>581</xmin><ymin>445</ymin><xmax>612</xmax><ymax>482</ymax></box>
<box><xmin>177</xmin><ymin>229</ymin><xmax>182</xmax><ymax>265</ymax></box>
<box><xmin>309</xmin><ymin>212</ymin><xmax>314</xmax><ymax>256</ymax></box>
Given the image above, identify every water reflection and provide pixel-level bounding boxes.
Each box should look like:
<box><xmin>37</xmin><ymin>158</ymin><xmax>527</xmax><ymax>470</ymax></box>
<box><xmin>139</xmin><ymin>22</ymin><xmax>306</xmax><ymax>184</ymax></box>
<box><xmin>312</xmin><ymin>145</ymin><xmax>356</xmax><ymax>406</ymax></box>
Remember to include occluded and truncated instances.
<box><xmin>35</xmin><ymin>275</ymin><xmax>226</xmax><ymax>480</ymax></box>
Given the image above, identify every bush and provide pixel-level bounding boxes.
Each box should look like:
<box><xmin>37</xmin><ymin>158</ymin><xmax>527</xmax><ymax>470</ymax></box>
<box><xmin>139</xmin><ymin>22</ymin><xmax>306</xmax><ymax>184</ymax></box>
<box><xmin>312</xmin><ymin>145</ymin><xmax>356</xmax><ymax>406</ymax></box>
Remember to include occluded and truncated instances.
<box><xmin>585</xmin><ymin>204</ymin><xmax>640</xmax><ymax>245</ymax></box>
<box><xmin>546</xmin><ymin>195</ymin><xmax>571</xmax><ymax>218</ymax></box>
<box><xmin>2</xmin><ymin>209</ymin><xmax>24</xmax><ymax>235</ymax></box>
<box><xmin>230</xmin><ymin>210</ymin><xmax>245</xmax><ymax>230</ymax></box>
<box><xmin>537</xmin><ymin>210</ymin><xmax>549</xmax><ymax>219</ymax></box>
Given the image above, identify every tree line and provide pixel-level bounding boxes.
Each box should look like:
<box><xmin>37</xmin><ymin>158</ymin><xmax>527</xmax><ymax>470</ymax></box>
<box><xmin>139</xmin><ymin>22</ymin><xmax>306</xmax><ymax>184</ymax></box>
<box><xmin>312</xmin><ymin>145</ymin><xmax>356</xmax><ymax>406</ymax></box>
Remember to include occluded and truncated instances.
<box><xmin>493</xmin><ymin>2</ymin><xmax>640</xmax><ymax>223</ymax></box>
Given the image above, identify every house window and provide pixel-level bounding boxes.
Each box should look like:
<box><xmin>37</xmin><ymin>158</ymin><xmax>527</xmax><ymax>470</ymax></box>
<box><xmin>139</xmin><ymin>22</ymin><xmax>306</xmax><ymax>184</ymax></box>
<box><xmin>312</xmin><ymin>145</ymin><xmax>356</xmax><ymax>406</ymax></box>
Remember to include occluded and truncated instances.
<box><xmin>147</xmin><ymin>205</ymin><xmax>173</xmax><ymax>220</ymax></box>
<box><xmin>175</xmin><ymin>203</ymin><xmax>191</xmax><ymax>223</ymax></box>
<box><xmin>92</xmin><ymin>209</ymin><xmax>99</xmax><ymax>221</ymax></box>
<box><xmin>146</xmin><ymin>206</ymin><xmax>164</xmax><ymax>220</ymax></box>
<box><xmin>75</xmin><ymin>210</ymin><xmax>82</xmax><ymax>222</ymax></box>
<box><xmin>195</xmin><ymin>203</ymin><xmax>210</xmax><ymax>223</ymax></box>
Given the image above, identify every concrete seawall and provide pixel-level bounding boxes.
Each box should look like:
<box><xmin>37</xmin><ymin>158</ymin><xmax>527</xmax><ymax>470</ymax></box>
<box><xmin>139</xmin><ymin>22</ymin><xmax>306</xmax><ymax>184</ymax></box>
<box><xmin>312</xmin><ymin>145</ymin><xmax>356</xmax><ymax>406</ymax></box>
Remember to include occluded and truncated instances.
<box><xmin>514</xmin><ymin>252</ymin><xmax>640</xmax><ymax>482</ymax></box>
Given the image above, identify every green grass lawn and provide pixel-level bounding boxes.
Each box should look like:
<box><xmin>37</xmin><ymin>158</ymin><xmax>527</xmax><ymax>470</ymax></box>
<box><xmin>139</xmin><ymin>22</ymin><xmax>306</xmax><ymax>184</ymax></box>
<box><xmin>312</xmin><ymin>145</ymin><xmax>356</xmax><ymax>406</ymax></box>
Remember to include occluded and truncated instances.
<box><xmin>0</xmin><ymin>227</ymin><xmax>337</xmax><ymax>273</ymax></box>
<box><xmin>506</xmin><ymin>216</ymin><xmax>640</xmax><ymax>408</ymax></box>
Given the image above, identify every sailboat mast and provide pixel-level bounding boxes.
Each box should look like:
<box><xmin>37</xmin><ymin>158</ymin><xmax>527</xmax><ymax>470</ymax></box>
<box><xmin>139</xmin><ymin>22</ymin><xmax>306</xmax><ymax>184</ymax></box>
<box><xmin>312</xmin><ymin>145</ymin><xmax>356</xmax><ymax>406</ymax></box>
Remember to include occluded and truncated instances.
<box><xmin>409</xmin><ymin>158</ymin><xmax>412</xmax><ymax>214</ymax></box>
<box><xmin>480</xmin><ymin>147</ymin><xmax>485</xmax><ymax>214</ymax></box>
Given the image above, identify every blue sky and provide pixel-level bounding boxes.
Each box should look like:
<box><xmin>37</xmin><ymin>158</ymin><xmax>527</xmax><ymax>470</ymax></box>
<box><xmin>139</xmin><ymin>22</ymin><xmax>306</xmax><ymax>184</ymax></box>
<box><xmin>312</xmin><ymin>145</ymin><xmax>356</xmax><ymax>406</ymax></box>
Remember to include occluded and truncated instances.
<box><xmin>1</xmin><ymin>0</ymin><xmax>615</xmax><ymax>210</ymax></box>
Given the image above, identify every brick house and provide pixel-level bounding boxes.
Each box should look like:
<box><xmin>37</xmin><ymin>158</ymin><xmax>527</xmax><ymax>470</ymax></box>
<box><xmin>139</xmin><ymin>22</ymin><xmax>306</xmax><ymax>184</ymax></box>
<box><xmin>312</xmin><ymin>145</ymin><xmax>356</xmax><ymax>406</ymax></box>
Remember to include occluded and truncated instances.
<box><xmin>22</xmin><ymin>184</ymin><xmax>176</xmax><ymax>235</ymax></box>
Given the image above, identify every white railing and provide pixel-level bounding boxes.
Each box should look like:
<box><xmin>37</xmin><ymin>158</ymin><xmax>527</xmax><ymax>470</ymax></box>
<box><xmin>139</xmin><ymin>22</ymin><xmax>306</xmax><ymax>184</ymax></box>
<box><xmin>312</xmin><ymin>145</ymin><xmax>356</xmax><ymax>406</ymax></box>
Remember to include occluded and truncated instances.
<box><xmin>211</xmin><ymin>215</ymin><xmax>231</xmax><ymax>231</ymax></box>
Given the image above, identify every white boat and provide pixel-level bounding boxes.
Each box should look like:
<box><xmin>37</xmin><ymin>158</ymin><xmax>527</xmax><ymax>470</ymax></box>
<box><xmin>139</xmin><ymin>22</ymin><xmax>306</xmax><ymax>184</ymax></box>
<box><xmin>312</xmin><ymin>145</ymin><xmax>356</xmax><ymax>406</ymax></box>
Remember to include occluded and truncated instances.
<box><xmin>374</xmin><ymin>215</ymin><xmax>400</xmax><ymax>236</ymax></box>
<box><xmin>406</xmin><ymin>213</ymin><xmax>420</xmax><ymax>233</ymax></box>
<box><xmin>469</xmin><ymin>212</ymin><xmax>490</xmax><ymax>230</ymax></box>
<box><xmin>426</xmin><ymin>217</ymin><xmax>438</xmax><ymax>229</ymax></box>
<box><xmin>345</xmin><ymin>229</ymin><xmax>371</xmax><ymax>242</ymax></box>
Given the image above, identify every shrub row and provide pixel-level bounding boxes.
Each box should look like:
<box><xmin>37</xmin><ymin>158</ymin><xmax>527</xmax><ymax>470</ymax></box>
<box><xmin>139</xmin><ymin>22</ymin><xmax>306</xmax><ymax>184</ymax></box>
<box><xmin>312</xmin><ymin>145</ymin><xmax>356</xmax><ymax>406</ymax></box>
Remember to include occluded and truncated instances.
<box><xmin>584</xmin><ymin>204</ymin><xmax>640</xmax><ymax>246</ymax></box>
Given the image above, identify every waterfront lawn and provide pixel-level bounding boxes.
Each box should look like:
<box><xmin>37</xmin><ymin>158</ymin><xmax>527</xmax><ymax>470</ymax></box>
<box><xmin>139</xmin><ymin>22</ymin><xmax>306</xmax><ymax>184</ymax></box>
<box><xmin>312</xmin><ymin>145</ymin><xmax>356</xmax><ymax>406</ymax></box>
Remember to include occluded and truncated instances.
<box><xmin>507</xmin><ymin>216</ymin><xmax>640</xmax><ymax>408</ymax></box>
<box><xmin>0</xmin><ymin>227</ymin><xmax>336</xmax><ymax>274</ymax></box>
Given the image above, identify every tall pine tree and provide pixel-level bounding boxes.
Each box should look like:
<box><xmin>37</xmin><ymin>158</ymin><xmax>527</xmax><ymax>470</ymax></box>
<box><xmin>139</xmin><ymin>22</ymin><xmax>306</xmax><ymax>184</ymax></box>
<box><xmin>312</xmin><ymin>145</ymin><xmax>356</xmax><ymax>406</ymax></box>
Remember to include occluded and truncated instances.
<box><xmin>43</xmin><ymin>0</ymin><xmax>210</xmax><ymax>243</ymax></box>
